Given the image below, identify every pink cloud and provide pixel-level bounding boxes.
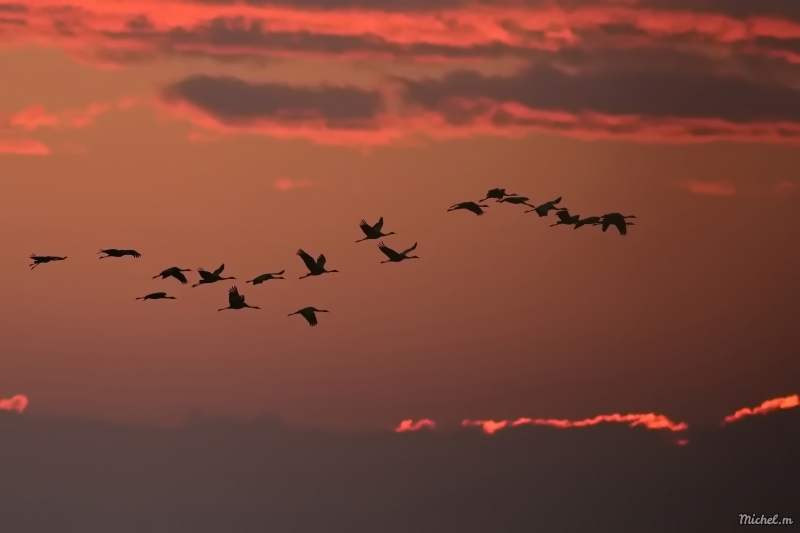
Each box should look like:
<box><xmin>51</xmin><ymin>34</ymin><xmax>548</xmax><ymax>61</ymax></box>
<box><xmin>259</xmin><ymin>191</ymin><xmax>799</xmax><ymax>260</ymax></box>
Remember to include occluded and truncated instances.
<box><xmin>678</xmin><ymin>180</ymin><xmax>737</xmax><ymax>196</ymax></box>
<box><xmin>274</xmin><ymin>178</ymin><xmax>313</xmax><ymax>191</ymax></box>
<box><xmin>0</xmin><ymin>139</ymin><xmax>50</xmax><ymax>155</ymax></box>
<box><xmin>395</xmin><ymin>419</ymin><xmax>436</xmax><ymax>432</ymax></box>
<box><xmin>463</xmin><ymin>412</ymin><xmax>688</xmax><ymax>434</ymax></box>
<box><xmin>774</xmin><ymin>181</ymin><xmax>797</xmax><ymax>193</ymax></box>
<box><xmin>0</xmin><ymin>394</ymin><xmax>29</xmax><ymax>413</ymax></box>
<box><xmin>723</xmin><ymin>395</ymin><xmax>799</xmax><ymax>425</ymax></box>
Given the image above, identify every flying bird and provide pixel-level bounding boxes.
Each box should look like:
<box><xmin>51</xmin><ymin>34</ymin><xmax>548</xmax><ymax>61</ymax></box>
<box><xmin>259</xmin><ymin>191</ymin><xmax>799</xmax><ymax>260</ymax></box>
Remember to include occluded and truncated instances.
<box><xmin>29</xmin><ymin>254</ymin><xmax>66</xmax><ymax>269</ymax></box>
<box><xmin>288</xmin><ymin>307</ymin><xmax>329</xmax><ymax>327</ymax></box>
<box><xmin>297</xmin><ymin>250</ymin><xmax>339</xmax><ymax>279</ymax></box>
<box><xmin>98</xmin><ymin>249</ymin><xmax>141</xmax><ymax>259</ymax></box>
<box><xmin>574</xmin><ymin>216</ymin><xmax>602</xmax><ymax>229</ymax></box>
<box><xmin>498</xmin><ymin>196</ymin><xmax>535</xmax><ymax>208</ymax></box>
<box><xmin>448</xmin><ymin>202</ymin><xmax>489</xmax><ymax>216</ymax></box>
<box><xmin>550</xmin><ymin>209</ymin><xmax>580</xmax><ymax>227</ymax></box>
<box><xmin>378</xmin><ymin>241</ymin><xmax>419</xmax><ymax>263</ymax></box>
<box><xmin>356</xmin><ymin>217</ymin><xmax>396</xmax><ymax>242</ymax></box>
<box><xmin>218</xmin><ymin>286</ymin><xmax>260</xmax><ymax>311</ymax></box>
<box><xmin>481</xmin><ymin>188</ymin><xmax>519</xmax><ymax>202</ymax></box>
<box><xmin>136</xmin><ymin>292</ymin><xmax>176</xmax><ymax>301</ymax></box>
<box><xmin>599</xmin><ymin>213</ymin><xmax>637</xmax><ymax>236</ymax></box>
<box><xmin>192</xmin><ymin>264</ymin><xmax>235</xmax><ymax>287</ymax></box>
<box><xmin>525</xmin><ymin>197</ymin><xmax>566</xmax><ymax>217</ymax></box>
<box><xmin>153</xmin><ymin>267</ymin><xmax>192</xmax><ymax>284</ymax></box>
<box><xmin>246</xmin><ymin>270</ymin><xmax>286</xmax><ymax>284</ymax></box>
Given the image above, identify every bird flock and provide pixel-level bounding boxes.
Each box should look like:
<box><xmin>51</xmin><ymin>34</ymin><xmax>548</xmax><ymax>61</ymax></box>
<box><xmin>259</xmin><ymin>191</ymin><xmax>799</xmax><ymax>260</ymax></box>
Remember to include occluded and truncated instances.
<box><xmin>448</xmin><ymin>188</ymin><xmax>636</xmax><ymax>235</ymax></box>
<box><xmin>29</xmin><ymin>188</ymin><xmax>635</xmax><ymax>326</ymax></box>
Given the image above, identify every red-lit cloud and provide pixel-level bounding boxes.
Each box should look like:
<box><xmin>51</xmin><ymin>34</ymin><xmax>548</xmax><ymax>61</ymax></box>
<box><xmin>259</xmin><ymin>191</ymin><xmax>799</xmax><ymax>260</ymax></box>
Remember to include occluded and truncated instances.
<box><xmin>1</xmin><ymin>99</ymin><xmax>137</xmax><ymax>132</ymax></box>
<box><xmin>463</xmin><ymin>412</ymin><xmax>688</xmax><ymax>434</ymax></box>
<box><xmin>723</xmin><ymin>395</ymin><xmax>799</xmax><ymax>424</ymax></box>
<box><xmin>158</xmin><ymin>73</ymin><xmax>800</xmax><ymax>147</ymax></box>
<box><xmin>678</xmin><ymin>180</ymin><xmax>737</xmax><ymax>196</ymax></box>
<box><xmin>395</xmin><ymin>419</ymin><xmax>436</xmax><ymax>432</ymax></box>
<box><xmin>774</xmin><ymin>181</ymin><xmax>798</xmax><ymax>193</ymax></box>
<box><xmin>0</xmin><ymin>394</ymin><xmax>28</xmax><ymax>413</ymax></box>
<box><xmin>0</xmin><ymin>138</ymin><xmax>50</xmax><ymax>155</ymax></box>
<box><xmin>274</xmin><ymin>178</ymin><xmax>312</xmax><ymax>191</ymax></box>
<box><xmin>4</xmin><ymin>0</ymin><xmax>800</xmax><ymax>67</ymax></box>
<box><xmin>5</xmin><ymin>1</ymin><xmax>800</xmax><ymax>146</ymax></box>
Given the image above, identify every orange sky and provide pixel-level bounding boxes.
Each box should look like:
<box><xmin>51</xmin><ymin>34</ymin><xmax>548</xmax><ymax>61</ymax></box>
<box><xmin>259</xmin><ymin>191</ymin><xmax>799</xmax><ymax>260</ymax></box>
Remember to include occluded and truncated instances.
<box><xmin>0</xmin><ymin>0</ymin><xmax>798</xmax><ymax>430</ymax></box>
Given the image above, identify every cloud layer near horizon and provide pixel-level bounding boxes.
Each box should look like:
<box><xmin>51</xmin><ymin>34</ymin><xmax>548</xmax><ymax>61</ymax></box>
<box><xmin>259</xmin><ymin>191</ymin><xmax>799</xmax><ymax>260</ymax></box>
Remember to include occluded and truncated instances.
<box><xmin>0</xmin><ymin>405</ymin><xmax>797</xmax><ymax>532</ymax></box>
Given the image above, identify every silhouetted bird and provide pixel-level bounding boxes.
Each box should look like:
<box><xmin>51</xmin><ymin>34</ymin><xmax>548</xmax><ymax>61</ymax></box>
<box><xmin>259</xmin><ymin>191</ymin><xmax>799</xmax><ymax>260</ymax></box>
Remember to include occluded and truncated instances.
<box><xmin>599</xmin><ymin>213</ymin><xmax>636</xmax><ymax>236</ymax></box>
<box><xmin>136</xmin><ymin>292</ymin><xmax>175</xmax><ymax>301</ymax></box>
<box><xmin>378</xmin><ymin>242</ymin><xmax>419</xmax><ymax>263</ymax></box>
<box><xmin>153</xmin><ymin>267</ymin><xmax>192</xmax><ymax>284</ymax></box>
<box><xmin>525</xmin><ymin>197</ymin><xmax>566</xmax><ymax>217</ymax></box>
<box><xmin>247</xmin><ymin>271</ymin><xmax>286</xmax><ymax>284</ymax></box>
<box><xmin>550</xmin><ymin>209</ymin><xmax>580</xmax><ymax>227</ymax></box>
<box><xmin>574</xmin><ymin>216</ymin><xmax>602</xmax><ymax>229</ymax></box>
<box><xmin>297</xmin><ymin>250</ymin><xmax>339</xmax><ymax>279</ymax></box>
<box><xmin>498</xmin><ymin>196</ymin><xmax>535</xmax><ymax>208</ymax></box>
<box><xmin>218</xmin><ymin>286</ymin><xmax>260</xmax><ymax>311</ymax></box>
<box><xmin>481</xmin><ymin>188</ymin><xmax>518</xmax><ymax>202</ymax></box>
<box><xmin>288</xmin><ymin>307</ymin><xmax>329</xmax><ymax>327</ymax></box>
<box><xmin>448</xmin><ymin>202</ymin><xmax>489</xmax><ymax>216</ymax></box>
<box><xmin>29</xmin><ymin>254</ymin><xmax>66</xmax><ymax>269</ymax></box>
<box><xmin>356</xmin><ymin>217</ymin><xmax>396</xmax><ymax>242</ymax></box>
<box><xmin>98</xmin><ymin>249</ymin><xmax>140</xmax><ymax>259</ymax></box>
<box><xmin>192</xmin><ymin>264</ymin><xmax>235</xmax><ymax>287</ymax></box>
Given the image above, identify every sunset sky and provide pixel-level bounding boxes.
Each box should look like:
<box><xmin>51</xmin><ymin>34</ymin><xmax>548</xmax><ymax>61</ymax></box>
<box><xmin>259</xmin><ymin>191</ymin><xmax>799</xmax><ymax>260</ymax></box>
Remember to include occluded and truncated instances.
<box><xmin>1</xmin><ymin>0</ymin><xmax>798</xmax><ymax>434</ymax></box>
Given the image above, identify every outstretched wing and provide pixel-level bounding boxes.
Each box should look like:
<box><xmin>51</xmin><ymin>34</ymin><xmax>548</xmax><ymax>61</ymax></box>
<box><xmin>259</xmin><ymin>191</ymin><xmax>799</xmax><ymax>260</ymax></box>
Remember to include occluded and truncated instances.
<box><xmin>555</xmin><ymin>210</ymin><xmax>572</xmax><ymax>223</ymax></box>
<box><xmin>197</xmin><ymin>269</ymin><xmax>215</xmax><ymax>281</ymax></box>
<box><xmin>123</xmin><ymin>249</ymin><xmax>141</xmax><ymax>258</ymax></box>
<box><xmin>378</xmin><ymin>242</ymin><xmax>402</xmax><ymax>261</ymax></box>
<box><xmin>401</xmin><ymin>242</ymin><xmax>418</xmax><ymax>256</ymax></box>
<box><xmin>302</xmin><ymin>309</ymin><xmax>318</xmax><ymax>326</ymax></box>
<box><xmin>374</xmin><ymin>217</ymin><xmax>384</xmax><ymax>232</ymax></box>
<box><xmin>228</xmin><ymin>286</ymin><xmax>243</xmax><ymax>306</ymax></box>
<box><xmin>297</xmin><ymin>250</ymin><xmax>317</xmax><ymax>271</ymax></box>
<box><xmin>552</xmin><ymin>197</ymin><xmax>562</xmax><ymax>205</ymax></box>
<box><xmin>173</xmin><ymin>271</ymin><xmax>188</xmax><ymax>284</ymax></box>
<box><xmin>317</xmin><ymin>254</ymin><xmax>327</xmax><ymax>268</ymax></box>
<box><xmin>213</xmin><ymin>264</ymin><xmax>225</xmax><ymax>276</ymax></box>
<box><xmin>613</xmin><ymin>218</ymin><xmax>628</xmax><ymax>236</ymax></box>
<box><xmin>359</xmin><ymin>220</ymin><xmax>372</xmax><ymax>236</ymax></box>
<box><xmin>465</xmin><ymin>203</ymin><xmax>485</xmax><ymax>216</ymax></box>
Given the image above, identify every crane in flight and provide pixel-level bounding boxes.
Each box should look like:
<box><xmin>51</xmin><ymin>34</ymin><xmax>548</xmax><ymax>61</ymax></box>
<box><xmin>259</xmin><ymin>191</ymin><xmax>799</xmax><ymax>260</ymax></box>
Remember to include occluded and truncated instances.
<box><xmin>29</xmin><ymin>254</ymin><xmax>67</xmax><ymax>269</ymax></box>
<box><xmin>192</xmin><ymin>264</ymin><xmax>236</xmax><ymax>287</ymax></box>
<box><xmin>98</xmin><ymin>249</ymin><xmax>141</xmax><ymax>259</ymax></box>
<box><xmin>288</xmin><ymin>307</ymin><xmax>329</xmax><ymax>327</ymax></box>
<box><xmin>549</xmin><ymin>209</ymin><xmax>580</xmax><ymax>227</ymax></box>
<box><xmin>377</xmin><ymin>242</ymin><xmax>419</xmax><ymax>263</ymax></box>
<box><xmin>448</xmin><ymin>202</ymin><xmax>490</xmax><ymax>216</ymax></box>
<box><xmin>153</xmin><ymin>267</ymin><xmax>192</xmax><ymax>284</ymax></box>
<box><xmin>498</xmin><ymin>196</ymin><xmax>536</xmax><ymax>208</ymax></box>
<box><xmin>356</xmin><ymin>217</ymin><xmax>396</xmax><ymax>242</ymax></box>
<box><xmin>599</xmin><ymin>213</ymin><xmax>636</xmax><ymax>235</ymax></box>
<box><xmin>136</xmin><ymin>292</ymin><xmax>176</xmax><ymax>301</ymax></box>
<box><xmin>525</xmin><ymin>197</ymin><xmax>566</xmax><ymax>217</ymax></box>
<box><xmin>218</xmin><ymin>286</ymin><xmax>260</xmax><ymax>311</ymax></box>
<box><xmin>480</xmin><ymin>188</ymin><xmax>518</xmax><ymax>202</ymax></box>
<box><xmin>247</xmin><ymin>270</ymin><xmax>286</xmax><ymax>284</ymax></box>
<box><xmin>297</xmin><ymin>250</ymin><xmax>339</xmax><ymax>279</ymax></box>
<box><xmin>574</xmin><ymin>216</ymin><xmax>602</xmax><ymax>229</ymax></box>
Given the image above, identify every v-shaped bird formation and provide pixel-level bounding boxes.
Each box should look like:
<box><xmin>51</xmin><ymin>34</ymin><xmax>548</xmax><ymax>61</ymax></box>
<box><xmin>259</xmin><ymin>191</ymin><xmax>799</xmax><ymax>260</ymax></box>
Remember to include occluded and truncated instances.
<box><xmin>29</xmin><ymin>188</ymin><xmax>635</xmax><ymax>327</ymax></box>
